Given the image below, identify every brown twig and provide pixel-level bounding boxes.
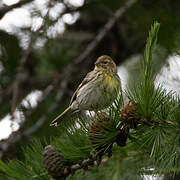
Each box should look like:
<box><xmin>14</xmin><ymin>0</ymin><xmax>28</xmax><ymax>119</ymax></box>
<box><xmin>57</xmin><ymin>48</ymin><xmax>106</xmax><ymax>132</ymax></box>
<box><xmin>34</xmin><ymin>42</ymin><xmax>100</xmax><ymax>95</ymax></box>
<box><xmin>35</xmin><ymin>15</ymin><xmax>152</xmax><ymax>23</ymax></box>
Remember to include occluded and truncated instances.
<box><xmin>73</xmin><ymin>0</ymin><xmax>138</xmax><ymax>65</ymax></box>
<box><xmin>10</xmin><ymin>43</ymin><xmax>33</xmax><ymax>115</ymax></box>
<box><xmin>42</xmin><ymin>145</ymin><xmax>108</xmax><ymax>180</ymax></box>
<box><xmin>10</xmin><ymin>7</ymin><xmax>50</xmax><ymax>115</ymax></box>
<box><xmin>146</xmin><ymin>119</ymin><xmax>180</xmax><ymax>130</ymax></box>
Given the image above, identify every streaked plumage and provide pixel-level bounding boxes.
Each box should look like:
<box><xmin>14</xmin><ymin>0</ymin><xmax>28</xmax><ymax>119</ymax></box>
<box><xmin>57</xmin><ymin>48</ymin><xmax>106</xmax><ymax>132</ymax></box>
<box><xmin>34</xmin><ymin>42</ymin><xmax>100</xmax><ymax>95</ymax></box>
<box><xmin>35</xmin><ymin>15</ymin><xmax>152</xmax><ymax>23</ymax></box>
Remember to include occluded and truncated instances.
<box><xmin>50</xmin><ymin>55</ymin><xmax>121</xmax><ymax>126</ymax></box>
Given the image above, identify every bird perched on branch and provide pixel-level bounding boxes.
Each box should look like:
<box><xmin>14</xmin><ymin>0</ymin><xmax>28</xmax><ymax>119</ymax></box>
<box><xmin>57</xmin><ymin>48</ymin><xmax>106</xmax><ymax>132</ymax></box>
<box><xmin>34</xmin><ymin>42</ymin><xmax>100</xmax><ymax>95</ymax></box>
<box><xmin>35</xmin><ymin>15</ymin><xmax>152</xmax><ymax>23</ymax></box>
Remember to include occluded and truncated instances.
<box><xmin>50</xmin><ymin>55</ymin><xmax>121</xmax><ymax>126</ymax></box>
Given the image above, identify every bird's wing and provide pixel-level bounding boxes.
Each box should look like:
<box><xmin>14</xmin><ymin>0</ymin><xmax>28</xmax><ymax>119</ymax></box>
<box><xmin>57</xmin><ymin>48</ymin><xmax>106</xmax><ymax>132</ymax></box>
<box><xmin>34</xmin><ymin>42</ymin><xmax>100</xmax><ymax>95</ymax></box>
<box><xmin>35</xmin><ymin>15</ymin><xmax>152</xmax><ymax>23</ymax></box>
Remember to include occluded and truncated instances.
<box><xmin>69</xmin><ymin>70</ymin><xmax>97</xmax><ymax>105</ymax></box>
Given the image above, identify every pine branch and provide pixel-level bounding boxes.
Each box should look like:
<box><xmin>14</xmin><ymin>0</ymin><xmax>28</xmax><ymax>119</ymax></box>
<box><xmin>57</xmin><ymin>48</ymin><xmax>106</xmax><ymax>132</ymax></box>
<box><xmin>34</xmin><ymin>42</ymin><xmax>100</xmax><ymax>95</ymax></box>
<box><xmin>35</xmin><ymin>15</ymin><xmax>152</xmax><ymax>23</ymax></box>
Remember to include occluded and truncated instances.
<box><xmin>42</xmin><ymin>99</ymin><xmax>180</xmax><ymax>179</ymax></box>
<box><xmin>126</xmin><ymin>21</ymin><xmax>161</xmax><ymax>119</ymax></box>
<box><xmin>143</xmin><ymin>21</ymin><xmax>160</xmax><ymax>81</ymax></box>
<box><xmin>42</xmin><ymin>145</ymin><xmax>99</xmax><ymax>180</ymax></box>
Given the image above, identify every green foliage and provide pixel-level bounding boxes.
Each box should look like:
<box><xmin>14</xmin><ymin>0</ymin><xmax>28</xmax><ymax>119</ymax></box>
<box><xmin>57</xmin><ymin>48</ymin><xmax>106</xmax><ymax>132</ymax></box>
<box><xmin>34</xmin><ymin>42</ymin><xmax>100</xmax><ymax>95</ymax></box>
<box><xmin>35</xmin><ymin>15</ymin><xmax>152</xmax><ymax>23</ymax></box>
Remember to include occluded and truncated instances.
<box><xmin>143</xmin><ymin>21</ymin><xmax>160</xmax><ymax>80</ymax></box>
<box><xmin>126</xmin><ymin>0</ymin><xmax>180</xmax><ymax>53</ymax></box>
<box><xmin>52</xmin><ymin>126</ymin><xmax>93</xmax><ymax>162</ymax></box>
<box><xmin>0</xmin><ymin>19</ymin><xmax>180</xmax><ymax>180</ymax></box>
<box><xmin>0</xmin><ymin>30</ymin><xmax>21</xmax><ymax>84</ymax></box>
<box><xmin>170</xmin><ymin>98</ymin><xmax>180</xmax><ymax>125</ymax></box>
<box><xmin>125</xmin><ymin>21</ymin><xmax>180</xmax><ymax>175</ymax></box>
<box><xmin>36</xmin><ymin>38</ymin><xmax>79</xmax><ymax>79</ymax></box>
<box><xmin>0</xmin><ymin>140</ymin><xmax>48</xmax><ymax>180</ymax></box>
<box><xmin>70</xmin><ymin>143</ymin><xmax>147</xmax><ymax>180</ymax></box>
<box><xmin>88</xmin><ymin>93</ymin><xmax>124</xmax><ymax>153</ymax></box>
<box><xmin>127</xmin><ymin>22</ymin><xmax>163</xmax><ymax>119</ymax></box>
<box><xmin>0</xmin><ymin>129</ymin><xmax>90</xmax><ymax>179</ymax></box>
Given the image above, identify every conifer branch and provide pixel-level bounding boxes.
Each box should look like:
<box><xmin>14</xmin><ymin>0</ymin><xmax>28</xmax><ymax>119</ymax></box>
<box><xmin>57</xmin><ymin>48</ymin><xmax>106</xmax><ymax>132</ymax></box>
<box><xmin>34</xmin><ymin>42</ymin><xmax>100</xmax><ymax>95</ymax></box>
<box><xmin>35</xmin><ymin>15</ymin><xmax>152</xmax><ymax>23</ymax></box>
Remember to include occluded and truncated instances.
<box><xmin>145</xmin><ymin>119</ymin><xmax>180</xmax><ymax>130</ymax></box>
<box><xmin>143</xmin><ymin>21</ymin><xmax>160</xmax><ymax>81</ymax></box>
<box><xmin>127</xmin><ymin>21</ymin><xmax>161</xmax><ymax>119</ymax></box>
<box><xmin>43</xmin><ymin>145</ymin><xmax>98</xmax><ymax>180</ymax></box>
<box><xmin>42</xmin><ymin>145</ymin><xmax>115</xmax><ymax>180</ymax></box>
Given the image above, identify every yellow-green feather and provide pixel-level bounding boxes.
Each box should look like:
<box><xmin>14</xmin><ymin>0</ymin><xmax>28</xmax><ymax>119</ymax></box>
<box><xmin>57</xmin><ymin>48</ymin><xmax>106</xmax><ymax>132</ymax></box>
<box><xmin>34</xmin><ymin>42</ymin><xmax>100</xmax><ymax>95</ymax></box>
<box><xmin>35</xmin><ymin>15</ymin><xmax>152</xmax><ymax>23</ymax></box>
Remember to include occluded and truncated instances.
<box><xmin>104</xmin><ymin>72</ymin><xmax>120</xmax><ymax>88</ymax></box>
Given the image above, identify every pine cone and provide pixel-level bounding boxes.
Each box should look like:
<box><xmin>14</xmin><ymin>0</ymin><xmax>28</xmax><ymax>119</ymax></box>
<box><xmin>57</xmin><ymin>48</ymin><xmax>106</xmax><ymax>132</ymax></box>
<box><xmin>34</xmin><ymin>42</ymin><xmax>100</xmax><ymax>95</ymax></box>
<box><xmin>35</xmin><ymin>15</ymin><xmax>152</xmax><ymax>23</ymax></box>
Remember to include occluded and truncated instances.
<box><xmin>116</xmin><ymin>127</ymin><xmax>129</xmax><ymax>147</ymax></box>
<box><xmin>42</xmin><ymin>145</ymin><xmax>68</xmax><ymax>179</ymax></box>
<box><xmin>89</xmin><ymin>112</ymin><xmax>113</xmax><ymax>153</ymax></box>
<box><xmin>120</xmin><ymin>101</ymin><xmax>140</xmax><ymax>129</ymax></box>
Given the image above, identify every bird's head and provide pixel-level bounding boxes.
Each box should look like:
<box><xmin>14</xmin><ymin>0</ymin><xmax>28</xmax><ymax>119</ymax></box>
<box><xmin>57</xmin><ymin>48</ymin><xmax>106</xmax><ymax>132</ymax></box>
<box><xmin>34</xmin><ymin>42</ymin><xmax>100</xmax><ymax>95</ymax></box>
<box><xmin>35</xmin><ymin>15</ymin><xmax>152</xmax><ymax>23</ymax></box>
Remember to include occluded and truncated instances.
<box><xmin>94</xmin><ymin>55</ymin><xmax>117</xmax><ymax>73</ymax></box>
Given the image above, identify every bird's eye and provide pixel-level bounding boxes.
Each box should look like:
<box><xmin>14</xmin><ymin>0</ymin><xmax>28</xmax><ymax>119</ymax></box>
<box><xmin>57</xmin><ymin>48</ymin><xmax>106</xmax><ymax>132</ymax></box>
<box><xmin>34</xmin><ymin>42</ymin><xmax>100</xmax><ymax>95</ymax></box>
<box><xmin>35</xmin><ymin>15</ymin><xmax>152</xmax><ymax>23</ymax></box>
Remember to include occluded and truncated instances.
<box><xmin>103</xmin><ymin>61</ymin><xmax>108</xmax><ymax>65</ymax></box>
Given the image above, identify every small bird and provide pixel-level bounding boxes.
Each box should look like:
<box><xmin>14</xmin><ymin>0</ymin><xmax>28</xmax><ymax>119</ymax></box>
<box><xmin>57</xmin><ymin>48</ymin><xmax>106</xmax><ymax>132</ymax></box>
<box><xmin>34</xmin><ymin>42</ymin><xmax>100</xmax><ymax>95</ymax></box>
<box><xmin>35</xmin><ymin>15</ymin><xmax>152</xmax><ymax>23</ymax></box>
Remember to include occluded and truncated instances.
<box><xmin>50</xmin><ymin>55</ymin><xmax>121</xmax><ymax>126</ymax></box>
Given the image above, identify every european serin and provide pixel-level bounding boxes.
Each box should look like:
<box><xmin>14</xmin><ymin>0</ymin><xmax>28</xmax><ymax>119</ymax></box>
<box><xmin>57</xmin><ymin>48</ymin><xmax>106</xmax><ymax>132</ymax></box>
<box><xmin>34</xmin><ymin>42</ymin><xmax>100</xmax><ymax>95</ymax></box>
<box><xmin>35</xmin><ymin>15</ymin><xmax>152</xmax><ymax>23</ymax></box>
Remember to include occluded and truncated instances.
<box><xmin>50</xmin><ymin>55</ymin><xmax>121</xmax><ymax>126</ymax></box>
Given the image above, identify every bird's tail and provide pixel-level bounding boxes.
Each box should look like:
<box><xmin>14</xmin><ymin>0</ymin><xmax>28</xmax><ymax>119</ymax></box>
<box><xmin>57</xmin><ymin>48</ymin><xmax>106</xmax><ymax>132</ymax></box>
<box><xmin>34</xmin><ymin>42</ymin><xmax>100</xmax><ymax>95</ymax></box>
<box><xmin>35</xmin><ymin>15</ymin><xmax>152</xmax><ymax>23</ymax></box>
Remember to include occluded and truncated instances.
<box><xmin>50</xmin><ymin>106</ymin><xmax>73</xmax><ymax>126</ymax></box>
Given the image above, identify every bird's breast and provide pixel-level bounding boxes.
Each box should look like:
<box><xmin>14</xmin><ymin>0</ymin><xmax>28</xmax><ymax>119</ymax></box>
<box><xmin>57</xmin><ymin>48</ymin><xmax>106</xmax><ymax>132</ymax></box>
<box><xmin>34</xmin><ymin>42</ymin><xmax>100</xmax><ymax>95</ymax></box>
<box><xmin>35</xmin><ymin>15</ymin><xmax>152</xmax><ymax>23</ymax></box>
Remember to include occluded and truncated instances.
<box><xmin>72</xmin><ymin>71</ymin><xmax>120</xmax><ymax>111</ymax></box>
<box><xmin>103</xmin><ymin>73</ymin><xmax>120</xmax><ymax>91</ymax></box>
